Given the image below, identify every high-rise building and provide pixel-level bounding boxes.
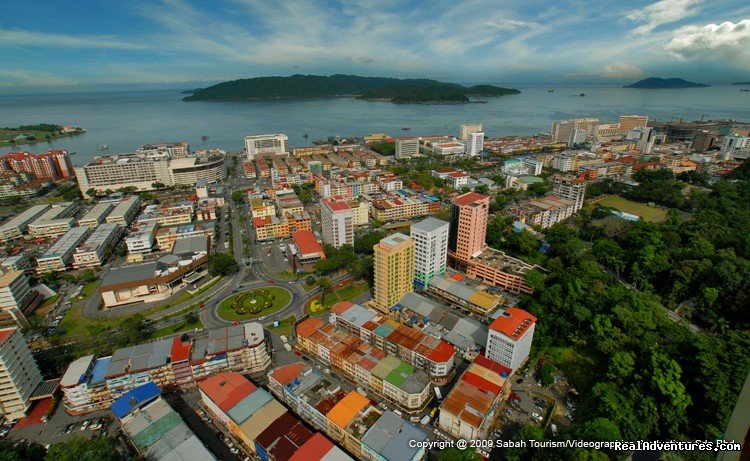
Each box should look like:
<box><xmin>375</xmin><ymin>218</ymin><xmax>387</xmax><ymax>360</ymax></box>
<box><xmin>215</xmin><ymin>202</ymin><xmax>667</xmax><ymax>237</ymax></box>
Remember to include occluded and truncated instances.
<box><xmin>320</xmin><ymin>197</ymin><xmax>353</xmax><ymax>248</ymax></box>
<box><xmin>486</xmin><ymin>307</ymin><xmax>537</xmax><ymax>370</ymax></box>
<box><xmin>618</xmin><ymin>115</ymin><xmax>648</xmax><ymax>133</ymax></box>
<box><xmin>551</xmin><ymin>119</ymin><xmax>599</xmax><ymax>143</ymax></box>
<box><xmin>626</xmin><ymin>126</ymin><xmax>656</xmax><ymax>154</ymax></box>
<box><xmin>691</xmin><ymin>130</ymin><xmax>719</xmax><ymax>152</ymax></box>
<box><xmin>0</xmin><ymin>271</ymin><xmax>34</xmax><ymax>325</ymax></box>
<box><xmin>410</xmin><ymin>217</ymin><xmax>449</xmax><ymax>289</ymax></box>
<box><xmin>244</xmin><ymin>134</ymin><xmax>288</xmax><ymax>160</ymax></box>
<box><xmin>466</xmin><ymin>132</ymin><xmax>485</xmax><ymax>156</ymax></box>
<box><xmin>460</xmin><ymin>123</ymin><xmax>483</xmax><ymax>141</ymax></box>
<box><xmin>373</xmin><ymin>233</ymin><xmax>414</xmax><ymax>312</ymax></box>
<box><xmin>448</xmin><ymin>192</ymin><xmax>489</xmax><ymax>262</ymax></box>
<box><xmin>0</xmin><ymin>328</ymin><xmax>43</xmax><ymax>420</ymax></box>
<box><xmin>395</xmin><ymin>137</ymin><xmax>419</xmax><ymax>159</ymax></box>
<box><xmin>552</xmin><ymin>176</ymin><xmax>586</xmax><ymax>212</ymax></box>
<box><xmin>0</xmin><ymin>150</ymin><xmax>73</xmax><ymax>180</ymax></box>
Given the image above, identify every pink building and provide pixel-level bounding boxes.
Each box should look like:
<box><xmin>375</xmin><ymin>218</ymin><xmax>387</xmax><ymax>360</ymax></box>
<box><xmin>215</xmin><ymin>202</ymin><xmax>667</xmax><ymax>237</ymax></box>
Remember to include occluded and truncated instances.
<box><xmin>448</xmin><ymin>192</ymin><xmax>489</xmax><ymax>262</ymax></box>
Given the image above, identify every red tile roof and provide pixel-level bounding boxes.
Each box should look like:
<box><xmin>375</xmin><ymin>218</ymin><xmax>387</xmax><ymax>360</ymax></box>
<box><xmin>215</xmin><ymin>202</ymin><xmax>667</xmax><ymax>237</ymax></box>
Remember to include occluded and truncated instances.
<box><xmin>461</xmin><ymin>371</ymin><xmax>502</xmax><ymax>396</ymax></box>
<box><xmin>488</xmin><ymin>308</ymin><xmax>537</xmax><ymax>340</ymax></box>
<box><xmin>198</xmin><ymin>372</ymin><xmax>257</xmax><ymax>412</ymax></box>
<box><xmin>323</xmin><ymin>198</ymin><xmax>350</xmax><ymax>212</ymax></box>
<box><xmin>297</xmin><ymin>318</ymin><xmax>325</xmax><ymax>338</ymax></box>
<box><xmin>448</xmin><ymin>172</ymin><xmax>469</xmax><ymax>178</ymax></box>
<box><xmin>428</xmin><ymin>341</ymin><xmax>455</xmax><ymax>363</ymax></box>
<box><xmin>0</xmin><ymin>328</ymin><xmax>14</xmax><ymax>344</ymax></box>
<box><xmin>269</xmin><ymin>362</ymin><xmax>306</xmax><ymax>386</ymax></box>
<box><xmin>170</xmin><ymin>338</ymin><xmax>191</xmax><ymax>363</ymax></box>
<box><xmin>331</xmin><ymin>301</ymin><xmax>355</xmax><ymax>315</ymax></box>
<box><xmin>288</xmin><ymin>433</ymin><xmax>334</xmax><ymax>461</ymax></box>
<box><xmin>452</xmin><ymin>192</ymin><xmax>489</xmax><ymax>206</ymax></box>
<box><xmin>293</xmin><ymin>230</ymin><xmax>324</xmax><ymax>257</ymax></box>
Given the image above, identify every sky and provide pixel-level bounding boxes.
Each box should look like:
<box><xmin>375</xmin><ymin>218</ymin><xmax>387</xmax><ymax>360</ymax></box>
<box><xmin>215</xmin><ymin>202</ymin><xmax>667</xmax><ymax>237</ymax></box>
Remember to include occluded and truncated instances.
<box><xmin>1</xmin><ymin>0</ymin><xmax>749</xmax><ymax>90</ymax></box>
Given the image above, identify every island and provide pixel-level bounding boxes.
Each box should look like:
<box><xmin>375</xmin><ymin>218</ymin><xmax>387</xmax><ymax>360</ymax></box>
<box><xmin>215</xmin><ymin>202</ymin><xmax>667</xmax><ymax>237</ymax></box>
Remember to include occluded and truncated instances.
<box><xmin>731</xmin><ymin>81</ymin><xmax>750</xmax><ymax>86</ymax></box>
<box><xmin>624</xmin><ymin>77</ymin><xmax>709</xmax><ymax>89</ymax></box>
<box><xmin>0</xmin><ymin>123</ymin><xmax>85</xmax><ymax>148</ymax></box>
<box><xmin>183</xmin><ymin>74</ymin><xmax>520</xmax><ymax>103</ymax></box>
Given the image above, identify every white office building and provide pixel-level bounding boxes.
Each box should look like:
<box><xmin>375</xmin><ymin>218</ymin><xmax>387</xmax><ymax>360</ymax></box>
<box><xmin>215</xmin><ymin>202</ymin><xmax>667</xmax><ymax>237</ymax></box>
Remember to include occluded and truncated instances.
<box><xmin>460</xmin><ymin>123</ymin><xmax>483</xmax><ymax>141</ymax></box>
<box><xmin>126</xmin><ymin>221</ymin><xmax>157</xmax><ymax>260</ymax></box>
<box><xmin>78</xmin><ymin>202</ymin><xmax>115</xmax><ymax>229</ymax></box>
<box><xmin>553</xmin><ymin>176</ymin><xmax>586</xmax><ymax>212</ymax></box>
<box><xmin>395</xmin><ymin>137</ymin><xmax>419</xmax><ymax>159</ymax></box>
<box><xmin>0</xmin><ymin>271</ymin><xmax>33</xmax><ymax>323</ymax></box>
<box><xmin>27</xmin><ymin>202</ymin><xmax>78</xmax><ymax>239</ymax></box>
<box><xmin>0</xmin><ymin>205</ymin><xmax>51</xmax><ymax>243</ymax></box>
<box><xmin>106</xmin><ymin>196</ymin><xmax>142</xmax><ymax>226</ymax></box>
<box><xmin>0</xmin><ymin>328</ymin><xmax>43</xmax><ymax>420</ymax></box>
<box><xmin>320</xmin><ymin>198</ymin><xmax>353</xmax><ymax>248</ymax></box>
<box><xmin>466</xmin><ymin>132</ymin><xmax>485</xmax><ymax>156</ymax></box>
<box><xmin>36</xmin><ymin>226</ymin><xmax>91</xmax><ymax>273</ymax></box>
<box><xmin>486</xmin><ymin>307</ymin><xmax>536</xmax><ymax>370</ymax></box>
<box><xmin>244</xmin><ymin>134</ymin><xmax>288</xmax><ymax>160</ymax></box>
<box><xmin>410</xmin><ymin>217</ymin><xmax>449</xmax><ymax>289</ymax></box>
<box><xmin>73</xmin><ymin>223</ymin><xmax>122</xmax><ymax>268</ymax></box>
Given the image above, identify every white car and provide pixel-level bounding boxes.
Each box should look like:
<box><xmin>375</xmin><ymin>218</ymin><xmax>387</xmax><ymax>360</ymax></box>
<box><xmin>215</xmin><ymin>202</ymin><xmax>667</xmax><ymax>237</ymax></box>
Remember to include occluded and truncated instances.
<box><xmin>230</xmin><ymin>448</ymin><xmax>240</xmax><ymax>454</ymax></box>
<box><xmin>80</xmin><ymin>419</ymin><xmax>92</xmax><ymax>431</ymax></box>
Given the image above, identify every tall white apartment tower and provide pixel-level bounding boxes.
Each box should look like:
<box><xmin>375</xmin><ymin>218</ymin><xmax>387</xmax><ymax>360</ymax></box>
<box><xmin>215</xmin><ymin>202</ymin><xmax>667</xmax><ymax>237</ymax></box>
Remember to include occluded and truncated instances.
<box><xmin>244</xmin><ymin>134</ymin><xmax>288</xmax><ymax>160</ymax></box>
<box><xmin>460</xmin><ymin>123</ymin><xmax>483</xmax><ymax>141</ymax></box>
<box><xmin>553</xmin><ymin>176</ymin><xmax>586</xmax><ymax>212</ymax></box>
<box><xmin>410</xmin><ymin>217</ymin><xmax>449</xmax><ymax>289</ymax></box>
<box><xmin>0</xmin><ymin>328</ymin><xmax>43</xmax><ymax>420</ymax></box>
<box><xmin>486</xmin><ymin>308</ymin><xmax>537</xmax><ymax>370</ymax></box>
<box><xmin>320</xmin><ymin>197</ymin><xmax>354</xmax><ymax>248</ymax></box>
<box><xmin>466</xmin><ymin>132</ymin><xmax>485</xmax><ymax>156</ymax></box>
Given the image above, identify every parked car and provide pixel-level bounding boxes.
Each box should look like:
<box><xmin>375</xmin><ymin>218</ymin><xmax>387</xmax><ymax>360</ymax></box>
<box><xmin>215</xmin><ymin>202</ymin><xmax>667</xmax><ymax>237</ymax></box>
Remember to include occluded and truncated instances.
<box><xmin>531</xmin><ymin>412</ymin><xmax>542</xmax><ymax>422</ymax></box>
<box><xmin>80</xmin><ymin>419</ymin><xmax>92</xmax><ymax>431</ymax></box>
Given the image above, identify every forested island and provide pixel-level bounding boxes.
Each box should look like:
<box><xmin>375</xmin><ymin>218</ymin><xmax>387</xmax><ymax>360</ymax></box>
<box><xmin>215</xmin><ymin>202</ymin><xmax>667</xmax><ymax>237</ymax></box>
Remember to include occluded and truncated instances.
<box><xmin>624</xmin><ymin>77</ymin><xmax>709</xmax><ymax>89</ymax></box>
<box><xmin>0</xmin><ymin>123</ymin><xmax>85</xmax><ymax>148</ymax></box>
<box><xmin>183</xmin><ymin>74</ymin><xmax>520</xmax><ymax>103</ymax></box>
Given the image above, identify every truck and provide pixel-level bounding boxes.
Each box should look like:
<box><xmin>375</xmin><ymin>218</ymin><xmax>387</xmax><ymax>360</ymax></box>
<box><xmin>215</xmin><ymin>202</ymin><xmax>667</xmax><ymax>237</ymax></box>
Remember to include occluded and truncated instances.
<box><xmin>419</xmin><ymin>414</ymin><xmax>431</xmax><ymax>426</ymax></box>
<box><xmin>283</xmin><ymin>343</ymin><xmax>292</xmax><ymax>352</ymax></box>
<box><xmin>280</xmin><ymin>335</ymin><xmax>288</xmax><ymax>344</ymax></box>
<box><xmin>434</xmin><ymin>387</ymin><xmax>443</xmax><ymax>402</ymax></box>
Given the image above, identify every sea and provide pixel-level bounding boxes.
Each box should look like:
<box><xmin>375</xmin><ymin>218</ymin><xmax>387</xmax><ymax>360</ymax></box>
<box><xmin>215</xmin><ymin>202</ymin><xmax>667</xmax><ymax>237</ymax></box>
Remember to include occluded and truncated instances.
<box><xmin>2</xmin><ymin>82</ymin><xmax>749</xmax><ymax>166</ymax></box>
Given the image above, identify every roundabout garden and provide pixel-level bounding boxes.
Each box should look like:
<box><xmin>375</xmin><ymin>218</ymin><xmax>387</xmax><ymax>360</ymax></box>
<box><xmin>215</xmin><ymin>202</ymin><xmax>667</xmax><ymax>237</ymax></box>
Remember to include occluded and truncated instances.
<box><xmin>217</xmin><ymin>286</ymin><xmax>292</xmax><ymax>322</ymax></box>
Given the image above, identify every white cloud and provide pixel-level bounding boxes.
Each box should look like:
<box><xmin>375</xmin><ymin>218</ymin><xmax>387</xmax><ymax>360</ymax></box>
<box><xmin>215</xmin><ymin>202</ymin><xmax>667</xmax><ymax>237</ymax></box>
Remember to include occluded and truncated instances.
<box><xmin>666</xmin><ymin>19</ymin><xmax>750</xmax><ymax>64</ymax></box>
<box><xmin>0</xmin><ymin>69</ymin><xmax>76</xmax><ymax>87</ymax></box>
<box><xmin>0</xmin><ymin>29</ymin><xmax>144</xmax><ymax>49</ymax></box>
<box><xmin>601</xmin><ymin>61</ymin><xmax>645</xmax><ymax>78</ymax></box>
<box><xmin>626</xmin><ymin>0</ymin><xmax>701</xmax><ymax>34</ymax></box>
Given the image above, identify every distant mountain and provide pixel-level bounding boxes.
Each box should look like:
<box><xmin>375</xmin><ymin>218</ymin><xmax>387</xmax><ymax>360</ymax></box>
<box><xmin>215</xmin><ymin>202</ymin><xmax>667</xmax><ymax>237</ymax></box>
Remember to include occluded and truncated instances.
<box><xmin>624</xmin><ymin>77</ymin><xmax>709</xmax><ymax>89</ymax></box>
<box><xmin>731</xmin><ymin>81</ymin><xmax>750</xmax><ymax>86</ymax></box>
<box><xmin>183</xmin><ymin>74</ymin><xmax>520</xmax><ymax>103</ymax></box>
<box><xmin>180</xmin><ymin>88</ymin><xmax>203</xmax><ymax>94</ymax></box>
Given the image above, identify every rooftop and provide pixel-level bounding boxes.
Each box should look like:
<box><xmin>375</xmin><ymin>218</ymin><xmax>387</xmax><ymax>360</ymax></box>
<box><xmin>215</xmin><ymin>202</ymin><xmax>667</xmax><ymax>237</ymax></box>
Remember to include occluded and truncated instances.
<box><xmin>488</xmin><ymin>307</ymin><xmax>537</xmax><ymax>340</ymax></box>
<box><xmin>411</xmin><ymin>217</ymin><xmax>449</xmax><ymax>234</ymax></box>
<box><xmin>452</xmin><ymin>192</ymin><xmax>489</xmax><ymax>206</ymax></box>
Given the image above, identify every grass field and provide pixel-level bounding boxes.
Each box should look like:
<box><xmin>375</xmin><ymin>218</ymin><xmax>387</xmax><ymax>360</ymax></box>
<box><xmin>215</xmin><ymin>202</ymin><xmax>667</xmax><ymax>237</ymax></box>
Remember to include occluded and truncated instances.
<box><xmin>148</xmin><ymin>317</ymin><xmax>202</xmax><ymax>339</ymax></box>
<box><xmin>310</xmin><ymin>280</ymin><xmax>370</xmax><ymax>315</ymax></box>
<box><xmin>546</xmin><ymin>346</ymin><xmax>603</xmax><ymax>391</ymax></box>
<box><xmin>218</xmin><ymin>286</ymin><xmax>291</xmax><ymax>321</ymax></box>
<box><xmin>269</xmin><ymin>315</ymin><xmax>297</xmax><ymax>337</ymax></box>
<box><xmin>595</xmin><ymin>195</ymin><xmax>668</xmax><ymax>223</ymax></box>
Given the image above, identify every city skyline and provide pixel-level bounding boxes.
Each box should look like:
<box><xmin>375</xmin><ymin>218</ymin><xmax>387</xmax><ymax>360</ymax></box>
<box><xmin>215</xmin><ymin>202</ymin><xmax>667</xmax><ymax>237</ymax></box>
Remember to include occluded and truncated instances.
<box><xmin>1</xmin><ymin>0</ymin><xmax>750</xmax><ymax>90</ymax></box>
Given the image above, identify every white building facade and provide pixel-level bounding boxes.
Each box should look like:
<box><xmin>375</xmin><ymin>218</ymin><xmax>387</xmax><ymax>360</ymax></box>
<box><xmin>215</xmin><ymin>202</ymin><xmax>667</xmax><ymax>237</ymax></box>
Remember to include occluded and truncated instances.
<box><xmin>410</xmin><ymin>217</ymin><xmax>449</xmax><ymax>289</ymax></box>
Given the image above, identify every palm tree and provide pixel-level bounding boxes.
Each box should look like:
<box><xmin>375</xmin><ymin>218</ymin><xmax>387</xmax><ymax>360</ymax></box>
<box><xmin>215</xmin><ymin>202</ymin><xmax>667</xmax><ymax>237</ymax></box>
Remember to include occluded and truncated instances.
<box><xmin>317</xmin><ymin>277</ymin><xmax>332</xmax><ymax>304</ymax></box>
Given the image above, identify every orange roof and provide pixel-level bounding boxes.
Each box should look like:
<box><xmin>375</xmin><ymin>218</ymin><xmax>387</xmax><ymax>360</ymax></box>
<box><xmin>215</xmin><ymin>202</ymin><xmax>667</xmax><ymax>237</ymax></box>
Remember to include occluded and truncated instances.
<box><xmin>288</xmin><ymin>433</ymin><xmax>335</xmax><ymax>461</ymax></box>
<box><xmin>450</xmin><ymin>273</ymin><xmax>464</xmax><ymax>281</ymax></box>
<box><xmin>198</xmin><ymin>372</ymin><xmax>257</xmax><ymax>412</ymax></box>
<box><xmin>326</xmin><ymin>391</ymin><xmax>369</xmax><ymax>429</ymax></box>
<box><xmin>428</xmin><ymin>341</ymin><xmax>455</xmax><ymax>363</ymax></box>
<box><xmin>488</xmin><ymin>307</ymin><xmax>537</xmax><ymax>340</ymax></box>
<box><xmin>448</xmin><ymin>172</ymin><xmax>469</xmax><ymax>178</ymax></box>
<box><xmin>322</xmin><ymin>198</ymin><xmax>350</xmax><ymax>212</ymax></box>
<box><xmin>297</xmin><ymin>317</ymin><xmax>325</xmax><ymax>338</ymax></box>
<box><xmin>170</xmin><ymin>338</ymin><xmax>191</xmax><ymax>362</ymax></box>
<box><xmin>269</xmin><ymin>362</ymin><xmax>306</xmax><ymax>386</ymax></box>
<box><xmin>293</xmin><ymin>230</ymin><xmax>324</xmax><ymax>256</ymax></box>
<box><xmin>331</xmin><ymin>301</ymin><xmax>355</xmax><ymax>315</ymax></box>
<box><xmin>452</xmin><ymin>192</ymin><xmax>489</xmax><ymax>206</ymax></box>
<box><xmin>0</xmin><ymin>328</ymin><xmax>14</xmax><ymax>344</ymax></box>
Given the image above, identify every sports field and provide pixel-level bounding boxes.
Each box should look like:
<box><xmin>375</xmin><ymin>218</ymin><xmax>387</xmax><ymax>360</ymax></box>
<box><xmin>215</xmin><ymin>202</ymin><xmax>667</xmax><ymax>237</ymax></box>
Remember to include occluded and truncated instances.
<box><xmin>596</xmin><ymin>195</ymin><xmax>668</xmax><ymax>223</ymax></box>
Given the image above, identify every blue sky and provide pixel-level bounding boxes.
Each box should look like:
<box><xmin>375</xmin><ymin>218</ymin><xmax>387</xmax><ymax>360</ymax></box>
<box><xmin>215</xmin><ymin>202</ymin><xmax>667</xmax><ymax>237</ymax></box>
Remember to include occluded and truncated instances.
<box><xmin>1</xmin><ymin>0</ymin><xmax>749</xmax><ymax>90</ymax></box>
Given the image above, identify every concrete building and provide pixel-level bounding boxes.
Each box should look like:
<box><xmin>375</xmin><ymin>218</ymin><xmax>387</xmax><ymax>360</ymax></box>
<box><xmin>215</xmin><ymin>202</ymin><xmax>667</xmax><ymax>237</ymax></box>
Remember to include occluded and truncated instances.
<box><xmin>446</xmin><ymin>172</ymin><xmax>469</xmax><ymax>189</ymax></box>
<box><xmin>0</xmin><ymin>328</ymin><xmax>43</xmax><ymax>420</ymax></box>
<box><xmin>552</xmin><ymin>176</ymin><xmax>586</xmax><ymax>212</ymax></box>
<box><xmin>448</xmin><ymin>192</ymin><xmax>489</xmax><ymax>262</ymax></box>
<box><xmin>321</xmin><ymin>197</ymin><xmax>354</xmax><ymax>248</ymax></box>
<box><xmin>77</xmin><ymin>202</ymin><xmax>114</xmax><ymax>229</ymax></box>
<box><xmin>125</xmin><ymin>221</ymin><xmax>157</xmax><ymax>261</ymax></box>
<box><xmin>368</xmin><ymin>191</ymin><xmax>440</xmax><ymax>223</ymax></box>
<box><xmin>60</xmin><ymin>324</ymin><xmax>271</xmax><ymax>415</ymax></box>
<box><xmin>505</xmin><ymin>195</ymin><xmax>578</xmax><ymax>229</ymax></box>
<box><xmin>105</xmin><ymin>196</ymin><xmax>141</xmax><ymax>226</ymax></box>
<box><xmin>0</xmin><ymin>204</ymin><xmax>50</xmax><ymax>243</ymax></box>
<box><xmin>72</xmin><ymin>223</ymin><xmax>122</xmax><ymax>268</ymax></box>
<box><xmin>466</xmin><ymin>132</ymin><xmax>484</xmax><ymax>156</ymax></box>
<box><xmin>466</xmin><ymin>248</ymin><xmax>536</xmax><ymax>294</ymax></box>
<box><xmin>395</xmin><ymin>137</ymin><xmax>419</xmax><ymax>159</ymax></box>
<box><xmin>244</xmin><ymin>134</ymin><xmax>288</xmax><ymax>160</ymax></box>
<box><xmin>596</xmin><ymin>123</ymin><xmax>623</xmax><ymax>142</ymax></box>
<box><xmin>112</xmin><ymin>384</ymin><xmax>217</xmax><ymax>461</ymax></box>
<box><xmin>137</xmin><ymin>141</ymin><xmax>191</xmax><ymax>158</ymax></box>
<box><xmin>154</xmin><ymin>221</ymin><xmax>215</xmax><ymax>252</ymax></box>
<box><xmin>168</xmin><ymin>156</ymin><xmax>226</xmax><ymax>185</ymax></box>
<box><xmin>438</xmin><ymin>355</ymin><xmax>511</xmax><ymax>440</ymax></box>
<box><xmin>618</xmin><ymin>114</ymin><xmax>648</xmax><ymax>133</ymax></box>
<box><xmin>373</xmin><ymin>234</ymin><xmax>414</xmax><ymax>313</ymax></box>
<box><xmin>552</xmin><ymin>152</ymin><xmax>576</xmax><ymax>172</ymax></box>
<box><xmin>551</xmin><ymin>118</ymin><xmax>599</xmax><ymax>143</ymax></box>
<box><xmin>288</xmin><ymin>230</ymin><xmax>326</xmax><ymax>272</ymax></box>
<box><xmin>459</xmin><ymin>123</ymin><xmax>483</xmax><ymax>141</ymax></box>
<box><xmin>427</xmin><ymin>272</ymin><xmax>503</xmax><ymax>316</ymax></box>
<box><xmin>27</xmin><ymin>202</ymin><xmax>78</xmax><ymax>239</ymax></box>
<box><xmin>36</xmin><ymin>226</ymin><xmax>91</xmax><ymax>273</ymax></box>
<box><xmin>432</xmin><ymin>143</ymin><xmax>465</xmax><ymax>156</ymax></box>
<box><xmin>0</xmin><ymin>271</ymin><xmax>34</xmax><ymax>325</ymax></box>
<box><xmin>0</xmin><ymin>150</ymin><xmax>74</xmax><ymax>180</ymax></box>
<box><xmin>410</xmin><ymin>217</ymin><xmax>449</xmax><ymax>289</ymax></box>
<box><xmin>486</xmin><ymin>307</ymin><xmax>537</xmax><ymax>370</ymax></box>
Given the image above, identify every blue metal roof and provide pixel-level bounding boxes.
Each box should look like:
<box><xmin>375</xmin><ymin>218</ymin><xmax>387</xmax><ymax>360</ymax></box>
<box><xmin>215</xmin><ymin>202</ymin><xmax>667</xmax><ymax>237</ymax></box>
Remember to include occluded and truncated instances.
<box><xmin>90</xmin><ymin>357</ymin><xmax>111</xmax><ymax>385</ymax></box>
<box><xmin>110</xmin><ymin>382</ymin><xmax>161</xmax><ymax>419</ymax></box>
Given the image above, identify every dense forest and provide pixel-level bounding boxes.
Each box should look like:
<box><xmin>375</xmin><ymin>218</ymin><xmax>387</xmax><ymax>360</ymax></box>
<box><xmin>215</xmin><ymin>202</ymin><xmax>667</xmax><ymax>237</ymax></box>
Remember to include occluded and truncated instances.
<box><xmin>485</xmin><ymin>165</ymin><xmax>750</xmax><ymax>460</ymax></box>
<box><xmin>183</xmin><ymin>74</ymin><xmax>519</xmax><ymax>103</ymax></box>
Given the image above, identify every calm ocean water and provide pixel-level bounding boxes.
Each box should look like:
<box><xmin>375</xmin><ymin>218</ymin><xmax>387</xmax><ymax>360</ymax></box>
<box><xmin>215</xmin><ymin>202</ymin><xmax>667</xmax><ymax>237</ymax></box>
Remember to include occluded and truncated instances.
<box><xmin>1</xmin><ymin>83</ymin><xmax>749</xmax><ymax>166</ymax></box>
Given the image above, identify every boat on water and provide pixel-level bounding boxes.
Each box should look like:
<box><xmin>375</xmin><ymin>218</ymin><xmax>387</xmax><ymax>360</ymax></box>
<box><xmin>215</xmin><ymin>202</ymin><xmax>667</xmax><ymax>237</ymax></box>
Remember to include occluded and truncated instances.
<box><xmin>741</xmin><ymin>89</ymin><xmax>749</xmax><ymax>92</ymax></box>
<box><xmin>401</xmin><ymin>127</ymin><xmax>410</xmax><ymax>131</ymax></box>
<box><xmin>548</xmin><ymin>89</ymin><xmax>554</xmax><ymax>92</ymax></box>
<box><xmin>201</xmin><ymin>135</ymin><xmax>209</xmax><ymax>141</ymax></box>
<box><xmin>69</xmin><ymin>151</ymin><xmax>76</xmax><ymax>155</ymax></box>
<box><xmin>97</xmin><ymin>144</ymin><xmax>109</xmax><ymax>150</ymax></box>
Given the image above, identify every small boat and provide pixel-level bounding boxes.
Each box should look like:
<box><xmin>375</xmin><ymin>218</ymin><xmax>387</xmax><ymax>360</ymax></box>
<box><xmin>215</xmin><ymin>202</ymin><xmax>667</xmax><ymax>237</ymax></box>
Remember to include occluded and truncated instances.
<box><xmin>401</xmin><ymin>127</ymin><xmax>411</xmax><ymax>131</ymax></box>
<box><xmin>201</xmin><ymin>135</ymin><xmax>209</xmax><ymax>141</ymax></box>
<box><xmin>548</xmin><ymin>89</ymin><xmax>554</xmax><ymax>92</ymax></box>
<box><xmin>579</xmin><ymin>93</ymin><xmax>586</xmax><ymax>97</ymax></box>
<box><xmin>741</xmin><ymin>89</ymin><xmax>749</xmax><ymax>92</ymax></box>
<box><xmin>69</xmin><ymin>151</ymin><xmax>77</xmax><ymax>155</ymax></box>
<box><xmin>97</xmin><ymin>144</ymin><xmax>109</xmax><ymax>150</ymax></box>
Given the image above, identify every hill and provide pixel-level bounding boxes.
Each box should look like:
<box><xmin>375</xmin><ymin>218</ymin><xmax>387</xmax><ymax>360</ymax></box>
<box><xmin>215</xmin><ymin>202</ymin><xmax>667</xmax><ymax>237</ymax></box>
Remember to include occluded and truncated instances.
<box><xmin>624</xmin><ymin>77</ymin><xmax>709</xmax><ymax>89</ymax></box>
<box><xmin>183</xmin><ymin>74</ymin><xmax>520</xmax><ymax>103</ymax></box>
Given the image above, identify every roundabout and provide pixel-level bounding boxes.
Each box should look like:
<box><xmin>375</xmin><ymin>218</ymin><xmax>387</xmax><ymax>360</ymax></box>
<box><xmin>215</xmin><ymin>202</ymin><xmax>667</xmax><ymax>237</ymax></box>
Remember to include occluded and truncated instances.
<box><xmin>217</xmin><ymin>286</ymin><xmax>292</xmax><ymax>322</ymax></box>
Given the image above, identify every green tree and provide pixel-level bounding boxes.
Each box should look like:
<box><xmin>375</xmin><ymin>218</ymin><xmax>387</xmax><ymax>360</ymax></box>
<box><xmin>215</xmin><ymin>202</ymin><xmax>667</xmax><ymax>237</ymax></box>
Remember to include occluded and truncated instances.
<box><xmin>45</xmin><ymin>437</ymin><xmax>123</xmax><ymax>461</ymax></box>
<box><xmin>474</xmin><ymin>183</ymin><xmax>490</xmax><ymax>195</ymax></box>
<box><xmin>317</xmin><ymin>277</ymin><xmax>332</xmax><ymax>302</ymax></box>
<box><xmin>0</xmin><ymin>441</ymin><xmax>46</xmax><ymax>460</ymax></box>
<box><xmin>231</xmin><ymin>190</ymin><xmax>245</xmax><ymax>203</ymax></box>
<box><xmin>436</xmin><ymin>447</ymin><xmax>481</xmax><ymax>461</ymax></box>
<box><xmin>208</xmin><ymin>253</ymin><xmax>238</xmax><ymax>276</ymax></box>
<box><xmin>353</xmin><ymin>231</ymin><xmax>385</xmax><ymax>255</ymax></box>
<box><xmin>151</xmin><ymin>181</ymin><xmax>166</xmax><ymax>189</ymax></box>
<box><xmin>539</xmin><ymin>363</ymin><xmax>555</xmax><ymax>386</ymax></box>
<box><xmin>577</xmin><ymin>417</ymin><xmax>622</xmax><ymax>441</ymax></box>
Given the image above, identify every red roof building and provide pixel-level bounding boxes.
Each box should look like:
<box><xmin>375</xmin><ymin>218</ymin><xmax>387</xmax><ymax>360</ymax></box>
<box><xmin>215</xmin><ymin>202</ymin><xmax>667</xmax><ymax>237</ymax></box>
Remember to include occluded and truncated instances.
<box><xmin>198</xmin><ymin>372</ymin><xmax>257</xmax><ymax>412</ymax></box>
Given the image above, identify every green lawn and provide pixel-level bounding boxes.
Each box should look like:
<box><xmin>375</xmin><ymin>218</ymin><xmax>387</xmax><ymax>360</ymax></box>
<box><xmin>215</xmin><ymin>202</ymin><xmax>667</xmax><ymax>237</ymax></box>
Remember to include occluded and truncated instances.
<box><xmin>269</xmin><ymin>315</ymin><xmax>297</xmax><ymax>337</ymax></box>
<box><xmin>546</xmin><ymin>346</ymin><xmax>603</xmax><ymax>391</ymax></box>
<box><xmin>310</xmin><ymin>280</ymin><xmax>370</xmax><ymax>315</ymax></box>
<box><xmin>595</xmin><ymin>195</ymin><xmax>668</xmax><ymax>223</ymax></box>
<box><xmin>148</xmin><ymin>317</ymin><xmax>202</xmax><ymax>339</ymax></box>
<box><xmin>218</xmin><ymin>286</ymin><xmax>292</xmax><ymax>321</ymax></box>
